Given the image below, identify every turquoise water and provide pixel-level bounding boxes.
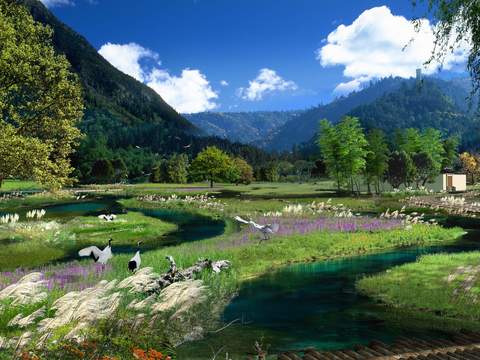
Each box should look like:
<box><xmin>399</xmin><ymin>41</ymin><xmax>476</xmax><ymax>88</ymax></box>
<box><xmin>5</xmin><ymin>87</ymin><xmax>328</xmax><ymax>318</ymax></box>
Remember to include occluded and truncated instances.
<box><xmin>178</xmin><ymin>238</ymin><xmax>479</xmax><ymax>359</ymax></box>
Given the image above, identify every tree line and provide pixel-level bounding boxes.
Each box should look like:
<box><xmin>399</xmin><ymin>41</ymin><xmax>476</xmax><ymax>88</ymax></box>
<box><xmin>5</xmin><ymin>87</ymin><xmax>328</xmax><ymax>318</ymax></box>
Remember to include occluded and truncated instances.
<box><xmin>318</xmin><ymin>116</ymin><xmax>459</xmax><ymax>194</ymax></box>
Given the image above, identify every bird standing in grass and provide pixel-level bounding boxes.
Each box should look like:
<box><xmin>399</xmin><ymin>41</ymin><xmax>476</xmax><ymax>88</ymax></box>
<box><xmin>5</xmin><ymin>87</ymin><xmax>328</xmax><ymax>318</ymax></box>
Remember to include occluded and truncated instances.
<box><xmin>128</xmin><ymin>241</ymin><xmax>143</xmax><ymax>272</ymax></box>
<box><xmin>234</xmin><ymin>216</ymin><xmax>280</xmax><ymax>243</ymax></box>
<box><xmin>98</xmin><ymin>214</ymin><xmax>117</xmax><ymax>222</ymax></box>
<box><xmin>78</xmin><ymin>238</ymin><xmax>113</xmax><ymax>267</ymax></box>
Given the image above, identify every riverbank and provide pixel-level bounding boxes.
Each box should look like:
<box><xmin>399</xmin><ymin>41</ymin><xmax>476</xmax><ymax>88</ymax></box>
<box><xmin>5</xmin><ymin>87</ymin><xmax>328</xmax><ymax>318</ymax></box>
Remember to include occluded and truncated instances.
<box><xmin>357</xmin><ymin>251</ymin><xmax>480</xmax><ymax>330</ymax></box>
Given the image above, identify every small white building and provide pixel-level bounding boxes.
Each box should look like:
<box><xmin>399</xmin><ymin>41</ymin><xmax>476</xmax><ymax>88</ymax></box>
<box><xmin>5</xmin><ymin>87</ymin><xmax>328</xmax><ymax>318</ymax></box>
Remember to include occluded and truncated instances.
<box><xmin>429</xmin><ymin>173</ymin><xmax>467</xmax><ymax>192</ymax></box>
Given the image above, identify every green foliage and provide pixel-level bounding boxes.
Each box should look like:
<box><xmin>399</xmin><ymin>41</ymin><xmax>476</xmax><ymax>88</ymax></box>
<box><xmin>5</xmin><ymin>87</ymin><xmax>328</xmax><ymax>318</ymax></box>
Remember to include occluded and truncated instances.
<box><xmin>90</xmin><ymin>159</ymin><xmax>114</xmax><ymax>184</ymax></box>
<box><xmin>0</xmin><ymin>0</ymin><xmax>83</xmax><ymax>189</ymax></box>
<box><xmin>190</xmin><ymin>146</ymin><xmax>235</xmax><ymax>187</ymax></box>
<box><xmin>232</xmin><ymin>157</ymin><xmax>254</xmax><ymax>185</ymax></box>
<box><xmin>365</xmin><ymin>129</ymin><xmax>389</xmax><ymax>194</ymax></box>
<box><xmin>167</xmin><ymin>153</ymin><xmax>189</xmax><ymax>184</ymax></box>
<box><xmin>318</xmin><ymin>117</ymin><xmax>368</xmax><ymax>192</ymax></box>
<box><xmin>386</xmin><ymin>150</ymin><xmax>415</xmax><ymax>189</ymax></box>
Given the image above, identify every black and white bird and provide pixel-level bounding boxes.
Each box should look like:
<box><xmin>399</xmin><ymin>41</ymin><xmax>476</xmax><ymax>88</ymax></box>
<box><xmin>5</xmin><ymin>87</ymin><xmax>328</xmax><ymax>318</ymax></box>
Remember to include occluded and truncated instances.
<box><xmin>234</xmin><ymin>216</ymin><xmax>280</xmax><ymax>242</ymax></box>
<box><xmin>98</xmin><ymin>214</ymin><xmax>117</xmax><ymax>222</ymax></box>
<box><xmin>128</xmin><ymin>241</ymin><xmax>143</xmax><ymax>272</ymax></box>
<box><xmin>78</xmin><ymin>238</ymin><xmax>113</xmax><ymax>266</ymax></box>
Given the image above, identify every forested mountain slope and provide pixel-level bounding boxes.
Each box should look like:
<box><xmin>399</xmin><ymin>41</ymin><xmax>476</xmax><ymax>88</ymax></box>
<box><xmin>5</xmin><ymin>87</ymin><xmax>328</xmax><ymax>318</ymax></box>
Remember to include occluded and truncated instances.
<box><xmin>185</xmin><ymin>111</ymin><xmax>302</xmax><ymax>145</ymax></box>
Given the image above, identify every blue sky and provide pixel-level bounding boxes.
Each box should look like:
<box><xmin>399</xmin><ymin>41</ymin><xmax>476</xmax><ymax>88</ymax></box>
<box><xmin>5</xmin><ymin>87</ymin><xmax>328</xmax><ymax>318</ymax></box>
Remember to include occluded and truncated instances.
<box><xmin>42</xmin><ymin>0</ymin><xmax>468</xmax><ymax>113</ymax></box>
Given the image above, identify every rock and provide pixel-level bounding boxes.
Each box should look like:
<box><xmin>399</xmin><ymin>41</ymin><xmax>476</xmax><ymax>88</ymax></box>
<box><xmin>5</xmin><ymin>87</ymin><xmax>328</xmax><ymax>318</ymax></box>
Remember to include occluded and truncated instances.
<box><xmin>0</xmin><ymin>273</ymin><xmax>47</xmax><ymax>306</ymax></box>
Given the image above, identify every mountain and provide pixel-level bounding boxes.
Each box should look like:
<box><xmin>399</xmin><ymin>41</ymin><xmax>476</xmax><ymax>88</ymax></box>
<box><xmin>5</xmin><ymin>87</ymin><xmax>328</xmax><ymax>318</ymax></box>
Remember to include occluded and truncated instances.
<box><xmin>20</xmin><ymin>0</ymin><xmax>196</xmax><ymax>137</ymax></box>
<box><xmin>266</xmin><ymin>76</ymin><xmax>479</xmax><ymax>153</ymax></box>
<box><xmin>349</xmin><ymin>78</ymin><xmax>480</xmax><ymax>149</ymax></box>
<box><xmin>184</xmin><ymin>111</ymin><xmax>302</xmax><ymax>145</ymax></box>
<box><xmin>18</xmin><ymin>0</ymin><xmax>273</xmax><ymax>181</ymax></box>
<box><xmin>265</xmin><ymin>77</ymin><xmax>404</xmax><ymax>151</ymax></box>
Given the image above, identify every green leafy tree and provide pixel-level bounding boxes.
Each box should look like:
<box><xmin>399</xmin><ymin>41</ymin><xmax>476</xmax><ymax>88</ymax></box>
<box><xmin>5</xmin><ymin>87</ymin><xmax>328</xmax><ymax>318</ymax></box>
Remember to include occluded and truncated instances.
<box><xmin>150</xmin><ymin>160</ymin><xmax>168</xmax><ymax>183</ymax></box>
<box><xmin>111</xmin><ymin>158</ymin><xmax>128</xmax><ymax>183</ymax></box>
<box><xmin>263</xmin><ymin>162</ymin><xmax>280</xmax><ymax>182</ymax></box>
<box><xmin>412</xmin><ymin>152</ymin><xmax>436</xmax><ymax>187</ymax></box>
<box><xmin>232</xmin><ymin>157</ymin><xmax>254</xmax><ymax>185</ymax></box>
<box><xmin>90</xmin><ymin>159</ymin><xmax>114</xmax><ymax>184</ymax></box>
<box><xmin>190</xmin><ymin>146</ymin><xmax>234</xmax><ymax>187</ymax></box>
<box><xmin>442</xmin><ymin>136</ymin><xmax>459</xmax><ymax>169</ymax></box>
<box><xmin>318</xmin><ymin>117</ymin><xmax>368</xmax><ymax>193</ymax></box>
<box><xmin>419</xmin><ymin>128</ymin><xmax>445</xmax><ymax>177</ymax></box>
<box><xmin>0</xmin><ymin>0</ymin><xmax>83</xmax><ymax>189</ymax></box>
<box><xmin>318</xmin><ymin>119</ymin><xmax>343</xmax><ymax>191</ymax></box>
<box><xmin>167</xmin><ymin>153</ymin><xmax>189</xmax><ymax>184</ymax></box>
<box><xmin>365</xmin><ymin>129</ymin><xmax>389</xmax><ymax>194</ymax></box>
<box><xmin>386</xmin><ymin>151</ymin><xmax>415</xmax><ymax>189</ymax></box>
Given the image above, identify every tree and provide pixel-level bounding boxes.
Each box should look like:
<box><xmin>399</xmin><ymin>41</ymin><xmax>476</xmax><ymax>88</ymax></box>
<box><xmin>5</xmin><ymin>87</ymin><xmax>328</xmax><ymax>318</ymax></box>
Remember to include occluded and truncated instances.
<box><xmin>396</xmin><ymin>128</ymin><xmax>421</xmax><ymax>155</ymax></box>
<box><xmin>318</xmin><ymin>117</ymin><xmax>368</xmax><ymax>193</ymax></box>
<box><xmin>167</xmin><ymin>153</ymin><xmax>189</xmax><ymax>184</ymax></box>
<box><xmin>386</xmin><ymin>151</ymin><xmax>415</xmax><ymax>189</ymax></box>
<box><xmin>90</xmin><ymin>159</ymin><xmax>114</xmax><ymax>184</ymax></box>
<box><xmin>232</xmin><ymin>157</ymin><xmax>254</xmax><ymax>185</ymax></box>
<box><xmin>460</xmin><ymin>152</ymin><xmax>478</xmax><ymax>184</ymax></box>
<box><xmin>318</xmin><ymin>119</ymin><xmax>343</xmax><ymax>191</ymax></box>
<box><xmin>419</xmin><ymin>128</ymin><xmax>445</xmax><ymax>177</ymax></box>
<box><xmin>412</xmin><ymin>152</ymin><xmax>436</xmax><ymax>187</ymax></box>
<box><xmin>365</xmin><ymin>129</ymin><xmax>389</xmax><ymax>194</ymax></box>
<box><xmin>262</xmin><ymin>162</ymin><xmax>280</xmax><ymax>182</ymax></box>
<box><xmin>415</xmin><ymin>0</ymin><xmax>480</xmax><ymax>95</ymax></box>
<box><xmin>442</xmin><ymin>136</ymin><xmax>459</xmax><ymax>169</ymax></box>
<box><xmin>190</xmin><ymin>146</ymin><xmax>234</xmax><ymax>187</ymax></box>
<box><xmin>111</xmin><ymin>158</ymin><xmax>128</xmax><ymax>183</ymax></box>
<box><xmin>150</xmin><ymin>160</ymin><xmax>168</xmax><ymax>183</ymax></box>
<box><xmin>0</xmin><ymin>0</ymin><xmax>83</xmax><ymax>189</ymax></box>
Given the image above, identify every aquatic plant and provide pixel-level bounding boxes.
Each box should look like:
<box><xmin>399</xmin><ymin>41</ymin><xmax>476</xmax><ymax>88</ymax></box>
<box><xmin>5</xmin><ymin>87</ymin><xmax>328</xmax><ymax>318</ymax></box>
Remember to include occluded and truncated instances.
<box><xmin>138</xmin><ymin>193</ymin><xmax>225</xmax><ymax>211</ymax></box>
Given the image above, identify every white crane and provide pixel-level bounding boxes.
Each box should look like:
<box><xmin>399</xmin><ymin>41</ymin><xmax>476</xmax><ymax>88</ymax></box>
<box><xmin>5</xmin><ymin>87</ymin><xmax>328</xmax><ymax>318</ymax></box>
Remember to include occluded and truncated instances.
<box><xmin>78</xmin><ymin>238</ymin><xmax>113</xmax><ymax>267</ymax></box>
<box><xmin>98</xmin><ymin>214</ymin><xmax>117</xmax><ymax>222</ymax></box>
<box><xmin>234</xmin><ymin>216</ymin><xmax>280</xmax><ymax>243</ymax></box>
<box><xmin>128</xmin><ymin>241</ymin><xmax>143</xmax><ymax>272</ymax></box>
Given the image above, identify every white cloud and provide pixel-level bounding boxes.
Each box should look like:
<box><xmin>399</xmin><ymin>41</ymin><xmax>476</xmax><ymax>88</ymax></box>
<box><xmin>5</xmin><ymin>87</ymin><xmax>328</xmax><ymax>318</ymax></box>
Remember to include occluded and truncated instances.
<box><xmin>98</xmin><ymin>42</ymin><xmax>218</xmax><ymax>113</ymax></box>
<box><xmin>40</xmin><ymin>0</ymin><xmax>73</xmax><ymax>7</ymax></box>
<box><xmin>220</xmin><ymin>80</ymin><xmax>229</xmax><ymax>86</ymax></box>
<box><xmin>318</xmin><ymin>6</ymin><xmax>470</xmax><ymax>94</ymax></box>
<box><xmin>98</xmin><ymin>42</ymin><xmax>159</xmax><ymax>82</ymax></box>
<box><xmin>147</xmin><ymin>69</ymin><xmax>218</xmax><ymax>113</ymax></box>
<box><xmin>238</xmin><ymin>68</ymin><xmax>298</xmax><ymax>101</ymax></box>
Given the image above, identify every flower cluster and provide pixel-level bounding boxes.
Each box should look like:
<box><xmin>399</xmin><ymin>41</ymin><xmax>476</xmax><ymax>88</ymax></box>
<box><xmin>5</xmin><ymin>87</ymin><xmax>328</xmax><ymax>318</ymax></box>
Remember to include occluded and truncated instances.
<box><xmin>254</xmin><ymin>216</ymin><xmax>404</xmax><ymax>237</ymax></box>
<box><xmin>265</xmin><ymin>199</ymin><xmax>356</xmax><ymax>218</ymax></box>
<box><xmin>0</xmin><ymin>213</ymin><xmax>20</xmax><ymax>224</ymax></box>
<box><xmin>132</xmin><ymin>347</ymin><xmax>171</xmax><ymax>360</ymax></box>
<box><xmin>380</xmin><ymin>207</ymin><xmax>437</xmax><ymax>226</ymax></box>
<box><xmin>388</xmin><ymin>186</ymin><xmax>435</xmax><ymax>195</ymax></box>
<box><xmin>138</xmin><ymin>193</ymin><xmax>225</xmax><ymax>211</ymax></box>
<box><xmin>26</xmin><ymin>209</ymin><xmax>46</xmax><ymax>220</ymax></box>
<box><xmin>0</xmin><ymin>262</ymin><xmax>111</xmax><ymax>292</ymax></box>
<box><xmin>407</xmin><ymin>194</ymin><xmax>480</xmax><ymax>217</ymax></box>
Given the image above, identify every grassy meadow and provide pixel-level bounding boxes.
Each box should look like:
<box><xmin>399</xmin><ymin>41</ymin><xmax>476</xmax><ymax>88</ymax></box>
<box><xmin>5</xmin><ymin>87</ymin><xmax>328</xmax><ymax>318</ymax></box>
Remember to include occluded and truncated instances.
<box><xmin>0</xmin><ymin>180</ymin><xmax>472</xmax><ymax>359</ymax></box>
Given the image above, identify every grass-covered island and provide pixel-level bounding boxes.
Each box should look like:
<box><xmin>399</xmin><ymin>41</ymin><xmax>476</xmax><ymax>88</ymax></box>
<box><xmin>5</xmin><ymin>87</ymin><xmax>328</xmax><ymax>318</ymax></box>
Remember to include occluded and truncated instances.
<box><xmin>357</xmin><ymin>251</ymin><xmax>480</xmax><ymax>331</ymax></box>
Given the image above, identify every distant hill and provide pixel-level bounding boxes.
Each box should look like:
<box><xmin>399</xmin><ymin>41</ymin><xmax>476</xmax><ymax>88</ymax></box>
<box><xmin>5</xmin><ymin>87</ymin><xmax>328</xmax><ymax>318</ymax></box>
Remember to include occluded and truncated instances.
<box><xmin>185</xmin><ymin>111</ymin><xmax>302</xmax><ymax>145</ymax></box>
<box><xmin>265</xmin><ymin>77</ymin><xmax>404</xmax><ymax>151</ymax></box>
<box><xmin>266</xmin><ymin>76</ymin><xmax>479</xmax><ymax>153</ymax></box>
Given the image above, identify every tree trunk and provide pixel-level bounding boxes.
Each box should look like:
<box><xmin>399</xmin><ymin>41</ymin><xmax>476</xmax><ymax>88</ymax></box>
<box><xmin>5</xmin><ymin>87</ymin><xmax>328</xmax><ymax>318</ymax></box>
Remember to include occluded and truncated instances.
<box><xmin>366</xmin><ymin>180</ymin><xmax>371</xmax><ymax>195</ymax></box>
<box><xmin>0</xmin><ymin>177</ymin><xmax>3</xmax><ymax>189</ymax></box>
<box><xmin>210</xmin><ymin>178</ymin><xmax>214</xmax><ymax>188</ymax></box>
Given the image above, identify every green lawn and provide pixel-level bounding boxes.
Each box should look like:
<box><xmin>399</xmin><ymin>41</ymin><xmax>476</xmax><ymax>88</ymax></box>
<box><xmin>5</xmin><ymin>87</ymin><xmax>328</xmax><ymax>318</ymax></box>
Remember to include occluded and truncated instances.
<box><xmin>0</xmin><ymin>211</ymin><xmax>176</xmax><ymax>270</ymax></box>
<box><xmin>0</xmin><ymin>180</ymin><xmax>43</xmax><ymax>191</ymax></box>
<box><xmin>357</xmin><ymin>251</ymin><xmax>480</xmax><ymax>327</ymax></box>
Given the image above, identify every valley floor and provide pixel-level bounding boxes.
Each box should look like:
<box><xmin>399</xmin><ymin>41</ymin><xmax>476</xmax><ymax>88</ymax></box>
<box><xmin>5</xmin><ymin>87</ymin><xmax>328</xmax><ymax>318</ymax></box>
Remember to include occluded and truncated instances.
<box><xmin>0</xmin><ymin>181</ymin><xmax>477</xmax><ymax>359</ymax></box>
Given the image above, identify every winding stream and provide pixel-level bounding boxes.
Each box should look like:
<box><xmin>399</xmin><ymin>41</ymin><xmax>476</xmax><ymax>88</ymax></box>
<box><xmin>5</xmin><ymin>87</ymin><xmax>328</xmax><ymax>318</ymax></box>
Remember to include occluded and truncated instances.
<box><xmin>178</xmin><ymin>231</ymin><xmax>480</xmax><ymax>359</ymax></box>
<box><xmin>3</xmin><ymin>198</ymin><xmax>480</xmax><ymax>358</ymax></box>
